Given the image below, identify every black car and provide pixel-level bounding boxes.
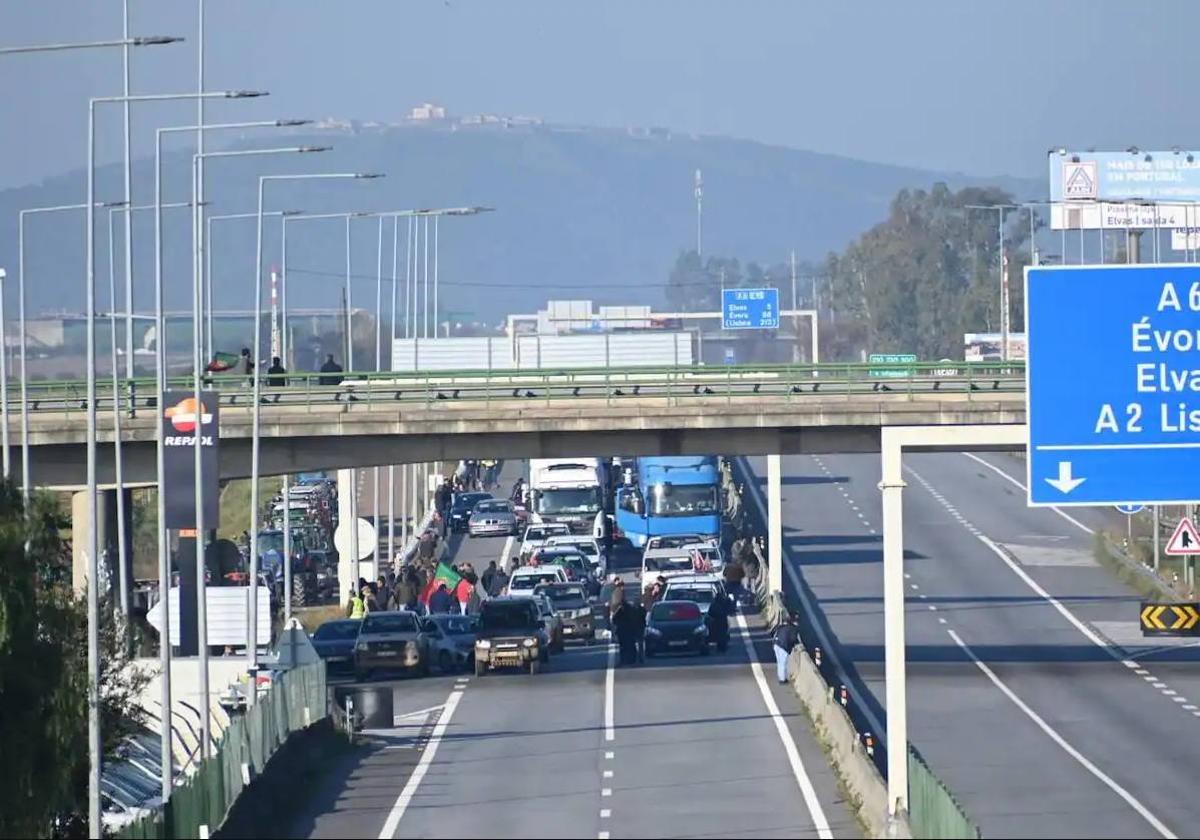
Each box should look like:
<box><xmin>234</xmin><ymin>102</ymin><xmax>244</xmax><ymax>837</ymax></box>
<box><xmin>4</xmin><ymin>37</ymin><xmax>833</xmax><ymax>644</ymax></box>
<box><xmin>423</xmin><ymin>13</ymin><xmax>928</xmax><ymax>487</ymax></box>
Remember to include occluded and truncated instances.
<box><xmin>644</xmin><ymin>600</ymin><xmax>709</xmax><ymax>657</ymax></box>
<box><xmin>474</xmin><ymin>596</ymin><xmax>550</xmax><ymax>675</ymax></box>
<box><xmin>449</xmin><ymin>492</ymin><xmax>493</xmax><ymax>533</ymax></box>
<box><xmin>310</xmin><ymin>619</ymin><xmax>361</xmax><ymax>676</ymax></box>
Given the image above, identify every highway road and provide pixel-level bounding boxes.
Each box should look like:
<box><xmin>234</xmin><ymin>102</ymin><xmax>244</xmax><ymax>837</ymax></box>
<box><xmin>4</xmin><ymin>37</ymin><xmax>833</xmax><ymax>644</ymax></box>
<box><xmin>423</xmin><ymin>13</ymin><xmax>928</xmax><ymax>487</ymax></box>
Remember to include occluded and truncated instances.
<box><xmin>289</xmin><ymin>461</ymin><xmax>861</xmax><ymax>839</ymax></box>
<box><xmin>741</xmin><ymin>452</ymin><xmax>1200</xmax><ymax>838</ymax></box>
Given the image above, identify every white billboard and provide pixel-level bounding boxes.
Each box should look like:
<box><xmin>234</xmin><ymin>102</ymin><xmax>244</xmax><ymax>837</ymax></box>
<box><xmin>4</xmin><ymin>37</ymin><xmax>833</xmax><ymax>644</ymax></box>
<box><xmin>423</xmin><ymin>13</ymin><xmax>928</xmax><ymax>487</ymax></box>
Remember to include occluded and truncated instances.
<box><xmin>1049</xmin><ymin>202</ymin><xmax>1200</xmax><ymax>231</ymax></box>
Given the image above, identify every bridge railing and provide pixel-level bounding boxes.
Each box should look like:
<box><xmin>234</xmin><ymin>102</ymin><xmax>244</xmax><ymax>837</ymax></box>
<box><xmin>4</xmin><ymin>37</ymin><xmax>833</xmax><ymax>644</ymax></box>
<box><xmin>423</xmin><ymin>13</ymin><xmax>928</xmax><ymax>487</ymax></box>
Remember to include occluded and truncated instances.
<box><xmin>16</xmin><ymin>360</ymin><xmax>1025</xmax><ymax>416</ymax></box>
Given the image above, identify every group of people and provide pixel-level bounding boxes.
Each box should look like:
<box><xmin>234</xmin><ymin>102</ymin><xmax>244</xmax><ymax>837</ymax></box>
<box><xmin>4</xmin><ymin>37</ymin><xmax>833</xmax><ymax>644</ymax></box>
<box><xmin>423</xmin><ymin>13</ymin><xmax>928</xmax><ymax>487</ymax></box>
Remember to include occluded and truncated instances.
<box><xmin>607</xmin><ymin>579</ymin><xmax>646</xmax><ymax>666</ymax></box>
<box><xmin>208</xmin><ymin>349</ymin><xmax>347</xmax><ymax>390</ymax></box>
<box><xmin>344</xmin><ymin>550</ymin><xmax>503</xmax><ymax>619</ymax></box>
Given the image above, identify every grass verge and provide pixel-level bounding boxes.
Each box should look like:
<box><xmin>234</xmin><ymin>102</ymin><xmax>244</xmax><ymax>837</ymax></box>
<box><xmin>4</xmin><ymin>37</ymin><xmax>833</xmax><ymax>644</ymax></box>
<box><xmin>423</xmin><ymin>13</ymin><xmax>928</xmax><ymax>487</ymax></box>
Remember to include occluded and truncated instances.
<box><xmin>1093</xmin><ymin>532</ymin><xmax>1180</xmax><ymax>602</ymax></box>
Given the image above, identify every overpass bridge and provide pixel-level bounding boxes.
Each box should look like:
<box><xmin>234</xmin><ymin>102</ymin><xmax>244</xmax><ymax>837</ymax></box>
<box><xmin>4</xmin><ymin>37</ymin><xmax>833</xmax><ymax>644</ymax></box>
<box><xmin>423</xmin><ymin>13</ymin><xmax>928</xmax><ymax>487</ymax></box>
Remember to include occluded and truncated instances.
<box><xmin>17</xmin><ymin>361</ymin><xmax>1024</xmax><ymax>488</ymax></box>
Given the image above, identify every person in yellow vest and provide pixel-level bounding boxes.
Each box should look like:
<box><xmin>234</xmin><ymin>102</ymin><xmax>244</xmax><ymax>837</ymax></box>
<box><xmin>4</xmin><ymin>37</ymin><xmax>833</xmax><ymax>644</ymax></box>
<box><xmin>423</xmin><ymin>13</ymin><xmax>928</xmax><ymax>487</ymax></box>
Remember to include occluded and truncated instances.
<box><xmin>346</xmin><ymin>586</ymin><xmax>365</xmax><ymax>619</ymax></box>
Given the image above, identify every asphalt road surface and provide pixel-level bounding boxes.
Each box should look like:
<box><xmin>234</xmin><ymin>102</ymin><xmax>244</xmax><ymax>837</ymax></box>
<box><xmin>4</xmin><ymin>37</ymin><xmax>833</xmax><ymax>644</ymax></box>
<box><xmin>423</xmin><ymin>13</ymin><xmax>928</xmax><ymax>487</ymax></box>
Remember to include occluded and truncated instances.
<box><xmin>289</xmin><ymin>461</ymin><xmax>860</xmax><ymax>839</ymax></box>
<box><xmin>740</xmin><ymin>452</ymin><xmax>1200</xmax><ymax>839</ymax></box>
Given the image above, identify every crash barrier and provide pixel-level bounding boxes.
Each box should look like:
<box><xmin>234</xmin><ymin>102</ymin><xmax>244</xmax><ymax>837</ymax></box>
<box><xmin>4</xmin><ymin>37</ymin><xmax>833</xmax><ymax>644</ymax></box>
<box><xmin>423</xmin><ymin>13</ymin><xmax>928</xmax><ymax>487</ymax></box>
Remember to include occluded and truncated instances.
<box><xmin>116</xmin><ymin>662</ymin><xmax>328</xmax><ymax>840</ymax></box>
<box><xmin>749</xmin><ymin>540</ymin><xmax>977</xmax><ymax>838</ymax></box>
<box><xmin>908</xmin><ymin>747</ymin><xmax>981</xmax><ymax>839</ymax></box>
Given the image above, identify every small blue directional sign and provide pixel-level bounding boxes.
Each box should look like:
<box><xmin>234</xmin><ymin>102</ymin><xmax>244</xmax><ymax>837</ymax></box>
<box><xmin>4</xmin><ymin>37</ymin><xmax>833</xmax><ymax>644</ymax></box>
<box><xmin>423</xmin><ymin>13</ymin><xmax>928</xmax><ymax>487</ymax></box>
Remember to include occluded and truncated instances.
<box><xmin>1116</xmin><ymin>504</ymin><xmax>1145</xmax><ymax>515</ymax></box>
<box><xmin>722</xmin><ymin>287</ymin><xmax>780</xmax><ymax>330</ymax></box>
<box><xmin>1027</xmin><ymin>264</ymin><xmax>1200</xmax><ymax>506</ymax></box>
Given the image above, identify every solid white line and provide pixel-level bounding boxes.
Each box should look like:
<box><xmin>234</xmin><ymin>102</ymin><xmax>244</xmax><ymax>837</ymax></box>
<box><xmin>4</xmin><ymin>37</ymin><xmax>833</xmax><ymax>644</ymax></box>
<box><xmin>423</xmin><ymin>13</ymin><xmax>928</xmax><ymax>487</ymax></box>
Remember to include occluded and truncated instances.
<box><xmin>605</xmin><ymin>645</ymin><xmax>615</xmax><ymax>742</ymax></box>
<box><xmin>377</xmin><ymin>689</ymin><xmax>464</xmax><ymax>839</ymax></box>
<box><xmin>945</xmin><ymin>628</ymin><xmax>1176</xmax><ymax>839</ymax></box>
<box><xmin>735</xmin><ymin>610</ymin><xmax>833</xmax><ymax>839</ymax></box>
<box><xmin>977</xmin><ymin>534</ymin><xmax>1116</xmax><ymax>655</ymax></box>
<box><xmin>962</xmin><ymin>453</ymin><xmax>1094</xmax><ymax>535</ymax></box>
<box><xmin>741</xmin><ymin>457</ymin><xmax>888</xmax><ymax>740</ymax></box>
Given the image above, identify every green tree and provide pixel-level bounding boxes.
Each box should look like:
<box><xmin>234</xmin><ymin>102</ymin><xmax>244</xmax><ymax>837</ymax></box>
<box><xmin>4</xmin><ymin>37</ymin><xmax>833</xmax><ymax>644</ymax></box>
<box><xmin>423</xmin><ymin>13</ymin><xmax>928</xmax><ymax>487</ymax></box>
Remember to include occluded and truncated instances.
<box><xmin>0</xmin><ymin>483</ymin><xmax>149</xmax><ymax>837</ymax></box>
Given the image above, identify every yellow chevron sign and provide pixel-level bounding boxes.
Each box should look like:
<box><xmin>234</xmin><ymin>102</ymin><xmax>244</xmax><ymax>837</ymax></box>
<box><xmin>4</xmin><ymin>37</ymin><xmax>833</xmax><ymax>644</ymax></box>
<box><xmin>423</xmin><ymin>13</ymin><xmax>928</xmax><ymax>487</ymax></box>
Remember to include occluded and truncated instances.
<box><xmin>1141</xmin><ymin>603</ymin><xmax>1200</xmax><ymax>635</ymax></box>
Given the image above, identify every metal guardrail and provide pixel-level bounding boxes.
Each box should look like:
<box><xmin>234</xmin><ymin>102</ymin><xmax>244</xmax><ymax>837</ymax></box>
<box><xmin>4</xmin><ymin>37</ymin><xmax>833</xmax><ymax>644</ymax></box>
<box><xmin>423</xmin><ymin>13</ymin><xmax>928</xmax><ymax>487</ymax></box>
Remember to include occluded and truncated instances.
<box><xmin>17</xmin><ymin>361</ymin><xmax>1026</xmax><ymax>416</ymax></box>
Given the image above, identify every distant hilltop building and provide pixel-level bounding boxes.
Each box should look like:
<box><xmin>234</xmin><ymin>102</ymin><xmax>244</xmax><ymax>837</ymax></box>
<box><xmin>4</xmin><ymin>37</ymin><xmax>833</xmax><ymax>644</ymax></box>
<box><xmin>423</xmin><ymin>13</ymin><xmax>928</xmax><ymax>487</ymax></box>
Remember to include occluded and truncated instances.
<box><xmin>409</xmin><ymin>102</ymin><xmax>447</xmax><ymax>121</ymax></box>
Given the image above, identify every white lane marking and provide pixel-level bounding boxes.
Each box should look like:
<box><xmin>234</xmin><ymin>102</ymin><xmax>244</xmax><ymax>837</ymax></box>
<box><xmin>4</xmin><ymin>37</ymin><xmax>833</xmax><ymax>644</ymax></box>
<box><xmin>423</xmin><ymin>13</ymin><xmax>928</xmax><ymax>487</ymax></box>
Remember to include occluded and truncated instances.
<box><xmin>603</xmin><ymin>769</ymin><xmax>613</xmax><ymax>779</ymax></box>
<box><xmin>1135</xmin><ymin>669</ymin><xmax>1151</xmax><ymax>676</ymax></box>
<box><xmin>962</xmin><ymin>452</ymin><xmax>1094</xmax><ymax>536</ymax></box>
<box><xmin>1184</xmin><ymin>705</ymin><xmax>1198</xmax><ymax>711</ymax></box>
<box><xmin>1122</xmin><ymin>659</ymin><xmax>1140</xmax><ymax>670</ymax></box>
<box><xmin>741</xmin><ymin>457</ymin><xmax>888</xmax><ymax>741</ymax></box>
<box><xmin>600</xmin><ymin>809</ymin><xmax>611</xmax><ymax>818</ymax></box>
<box><xmin>734</xmin><ymin>610</ymin><xmax>833</xmax><ymax>839</ymax></box>
<box><xmin>946</xmin><ymin>628</ymin><xmax>1176</xmax><ymax>839</ymax></box>
<box><xmin>605</xmin><ymin>645</ymin><xmax>616</xmax><ymax>742</ymax></box>
<box><xmin>500</xmin><ymin>534</ymin><xmax>516</xmax><ymax>572</ymax></box>
<box><xmin>928</xmin><ymin>605</ymin><xmax>938</xmax><ymax>611</ymax></box>
<box><xmin>1153</xmin><ymin>682</ymin><xmax>1168</xmax><ymax>689</ymax></box>
<box><xmin>937</xmin><ymin>617</ymin><xmax>947</xmax><ymax>625</ymax></box>
<box><xmin>599</xmin><ymin>833</ymin><xmax>610</xmax><ymax>840</ymax></box>
<box><xmin>601</xmin><ymin>788</ymin><xmax>612</xmax><ymax>797</ymax></box>
<box><xmin>1171</xmin><ymin>697</ymin><xmax>1188</xmax><ymax>704</ymax></box>
<box><xmin>377</xmin><ymin>688</ymin><xmax>464</xmax><ymax>839</ymax></box>
<box><xmin>604</xmin><ymin>751</ymin><xmax>614</xmax><ymax>760</ymax></box>
<box><xmin>392</xmin><ymin>704</ymin><xmax>446</xmax><ymax>722</ymax></box>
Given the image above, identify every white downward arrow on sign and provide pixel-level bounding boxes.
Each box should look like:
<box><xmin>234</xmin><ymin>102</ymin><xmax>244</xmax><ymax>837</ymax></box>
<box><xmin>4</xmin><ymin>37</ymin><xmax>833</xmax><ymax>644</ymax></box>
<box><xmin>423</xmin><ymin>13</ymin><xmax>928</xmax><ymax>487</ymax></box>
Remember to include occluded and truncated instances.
<box><xmin>1045</xmin><ymin>461</ymin><xmax>1086</xmax><ymax>494</ymax></box>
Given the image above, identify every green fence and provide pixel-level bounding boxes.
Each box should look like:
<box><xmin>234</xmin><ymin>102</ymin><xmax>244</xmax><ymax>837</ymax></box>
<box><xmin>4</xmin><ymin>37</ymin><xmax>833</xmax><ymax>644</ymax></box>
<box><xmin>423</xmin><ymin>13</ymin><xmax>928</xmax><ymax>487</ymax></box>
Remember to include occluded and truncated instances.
<box><xmin>909</xmin><ymin>746</ymin><xmax>981</xmax><ymax>839</ymax></box>
<box><xmin>117</xmin><ymin>662</ymin><xmax>327</xmax><ymax>840</ymax></box>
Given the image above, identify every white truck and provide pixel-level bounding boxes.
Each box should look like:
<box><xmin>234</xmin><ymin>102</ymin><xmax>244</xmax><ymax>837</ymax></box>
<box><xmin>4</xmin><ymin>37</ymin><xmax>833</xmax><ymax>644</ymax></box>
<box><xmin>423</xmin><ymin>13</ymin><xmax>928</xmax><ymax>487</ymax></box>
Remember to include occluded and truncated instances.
<box><xmin>527</xmin><ymin>458</ymin><xmax>609</xmax><ymax>539</ymax></box>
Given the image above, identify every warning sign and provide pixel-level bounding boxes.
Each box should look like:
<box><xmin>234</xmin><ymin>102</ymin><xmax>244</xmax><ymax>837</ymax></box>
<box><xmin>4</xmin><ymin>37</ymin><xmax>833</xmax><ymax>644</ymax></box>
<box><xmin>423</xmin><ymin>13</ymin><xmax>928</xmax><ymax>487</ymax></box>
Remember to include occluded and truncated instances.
<box><xmin>1165</xmin><ymin>518</ymin><xmax>1200</xmax><ymax>556</ymax></box>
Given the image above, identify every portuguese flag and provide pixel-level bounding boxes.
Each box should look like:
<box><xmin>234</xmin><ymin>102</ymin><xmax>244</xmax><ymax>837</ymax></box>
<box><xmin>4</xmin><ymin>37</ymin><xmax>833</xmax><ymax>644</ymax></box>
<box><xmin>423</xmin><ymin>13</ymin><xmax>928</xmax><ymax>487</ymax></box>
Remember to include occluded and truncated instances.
<box><xmin>206</xmin><ymin>351</ymin><xmax>240</xmax><ymax>372</ymax></box>
<box><xmin>419</xmin><ymin>561</ymin><xmax>474</xmax><ymax>605</ymax></box>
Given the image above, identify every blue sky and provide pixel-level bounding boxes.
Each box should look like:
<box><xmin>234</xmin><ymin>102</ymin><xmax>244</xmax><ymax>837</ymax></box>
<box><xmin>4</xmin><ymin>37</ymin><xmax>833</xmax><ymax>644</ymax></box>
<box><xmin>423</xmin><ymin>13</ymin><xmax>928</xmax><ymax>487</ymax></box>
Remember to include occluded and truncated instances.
<box><xmin>2</xmin><ymin>0</ymin><xmax>1198</xmax><ymax>188</ymax></box>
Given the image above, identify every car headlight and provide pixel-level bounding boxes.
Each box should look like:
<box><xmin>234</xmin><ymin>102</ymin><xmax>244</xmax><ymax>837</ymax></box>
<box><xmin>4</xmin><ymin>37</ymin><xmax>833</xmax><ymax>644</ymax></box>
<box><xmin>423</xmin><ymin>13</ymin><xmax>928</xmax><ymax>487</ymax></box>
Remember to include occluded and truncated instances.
<box><xmin>522</xmin><ymin>638</ymin><xmax>538</xmax><ymax>648</ymax></box>
<box><xmin>646</xmin><ymin>627</ymin><xmax>662</xmax><ymax>637</ymax></box>
<box><xmin>406</xmin><ymin>641</ymin><xmax>419</xmax><ymax>652</ymax></box>
<box><xmin>693</xmin><ymin>625</ymin><xmax>708</xmax><ymax>635</ymax></box>
<box><xmin>356</xmin><ymin>642</ymin><xmax>368</xmax><ymax>652</ymax></box>
<box><xmin>476</xmin><ymin>639</ymin><xmax>491</xmax><ymax>649</ymax></box>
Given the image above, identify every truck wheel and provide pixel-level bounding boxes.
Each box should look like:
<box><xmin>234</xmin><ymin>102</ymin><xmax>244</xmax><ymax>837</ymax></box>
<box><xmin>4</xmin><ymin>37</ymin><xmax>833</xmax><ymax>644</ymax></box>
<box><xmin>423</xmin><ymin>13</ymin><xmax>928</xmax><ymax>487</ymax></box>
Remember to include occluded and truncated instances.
<box><xmin>474</xmin><ymin>659</ymin><xmax>486</xmax><ymax>677</ymax></box>
<box><xmin>528</xmin><ymin>658</ymin><xmax>541</xmax><ymax>675</ymax></box>
<box><xmin>291</xmin><ymin>574</ymin><xmax>309</xmax><ymax>608</ymax></box>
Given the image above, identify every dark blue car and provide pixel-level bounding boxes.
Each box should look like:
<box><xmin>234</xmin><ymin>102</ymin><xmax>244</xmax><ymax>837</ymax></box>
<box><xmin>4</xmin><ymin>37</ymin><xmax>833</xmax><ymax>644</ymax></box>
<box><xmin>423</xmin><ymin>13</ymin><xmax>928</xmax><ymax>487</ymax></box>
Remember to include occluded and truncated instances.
<box><xmin>311</xmin><ymin>619</ymin><xmax>361</xmax><ymax>676</ymax></box>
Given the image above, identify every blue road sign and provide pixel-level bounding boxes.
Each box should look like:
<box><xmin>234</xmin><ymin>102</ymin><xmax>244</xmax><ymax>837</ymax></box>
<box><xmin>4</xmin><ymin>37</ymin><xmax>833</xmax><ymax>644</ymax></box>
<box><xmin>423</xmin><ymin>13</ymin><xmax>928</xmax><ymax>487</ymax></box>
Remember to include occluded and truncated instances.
<box><xmin>722</xmin><ymin>287</ymin><xmax>780</xmax><ymax>330</ymax></box>
<box><xmin>723</xmin><ymin>347</ymin><xmax>737</xmax><ymax>365</ymax></box>
<box><xmin>1027</xmin><ymin>263</ymin><xmax>1200</xmax><ymax>506</ymax></box>
<box><xmin>1116</xmin><ymin>504</ymin><xmax>1145</xmax><ymax>515</ymax></box>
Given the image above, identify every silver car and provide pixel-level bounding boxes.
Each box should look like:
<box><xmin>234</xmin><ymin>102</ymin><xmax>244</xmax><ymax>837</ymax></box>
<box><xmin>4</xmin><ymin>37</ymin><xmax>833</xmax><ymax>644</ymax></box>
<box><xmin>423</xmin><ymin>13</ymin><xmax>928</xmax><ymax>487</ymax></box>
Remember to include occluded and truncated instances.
<box><xmin>468</xmin><ymin>498</ymin><xmax>520</xmax><ymax>537</ymax></box>
<box><xmin>421</xmin><ymin>614</ymin><xmax>478</xmax><ymax>673</ymax></box>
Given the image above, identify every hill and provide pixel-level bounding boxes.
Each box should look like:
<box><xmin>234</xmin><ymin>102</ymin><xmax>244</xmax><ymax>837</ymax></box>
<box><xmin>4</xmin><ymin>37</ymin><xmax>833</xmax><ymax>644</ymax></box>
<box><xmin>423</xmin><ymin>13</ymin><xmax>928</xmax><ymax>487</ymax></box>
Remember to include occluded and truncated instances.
<box><xmin>0</xmin><ymin>118</ymin><xmax>1040</xmax><ymax>323</ymax></box>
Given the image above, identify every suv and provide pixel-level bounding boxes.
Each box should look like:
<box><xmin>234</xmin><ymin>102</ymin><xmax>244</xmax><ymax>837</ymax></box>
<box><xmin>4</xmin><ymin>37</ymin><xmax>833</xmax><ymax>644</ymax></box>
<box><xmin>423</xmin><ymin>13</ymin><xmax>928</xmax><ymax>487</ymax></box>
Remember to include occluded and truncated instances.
<box><xmin>536</xmin><ymin>582</ymin><xmax>595</xmax><ymax>644</ymax></box>
<box><xmin>475</xmin><ymin>597</ymin><xmax>550</xmax><ymax>675</ymax></box>
<box><xmin>661</xmin><ymin>574</ymin><xmax>729</xmax><ymax>615</ymax></box>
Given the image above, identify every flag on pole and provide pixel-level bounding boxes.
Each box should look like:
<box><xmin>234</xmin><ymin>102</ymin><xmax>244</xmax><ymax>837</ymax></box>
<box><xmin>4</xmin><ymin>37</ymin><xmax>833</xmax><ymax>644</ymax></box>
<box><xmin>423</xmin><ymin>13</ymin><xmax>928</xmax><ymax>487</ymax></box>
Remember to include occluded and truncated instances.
<box><xmin>419</xmin><ymin>561</ymin><xmax>472</xmax><ymax>605</ymax></box>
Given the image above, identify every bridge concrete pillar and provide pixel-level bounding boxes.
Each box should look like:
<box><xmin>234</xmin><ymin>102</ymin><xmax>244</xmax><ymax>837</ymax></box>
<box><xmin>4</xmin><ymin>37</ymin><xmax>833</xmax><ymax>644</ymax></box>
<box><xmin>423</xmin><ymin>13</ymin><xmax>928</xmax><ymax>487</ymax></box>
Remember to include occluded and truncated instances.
<box><xmin>71</xmin><ymin>488</ymin><xmax>131</xmax><ymax>602</ymax></box>
<box><xmin>879</xmin><ymin>428</ymin><xmax>909</xmax><ymax>819</ymax></box>
<box><xmin>767</xmin><ymin>454</ymin><xmax>783</xmax><ymax>596</ymax></box>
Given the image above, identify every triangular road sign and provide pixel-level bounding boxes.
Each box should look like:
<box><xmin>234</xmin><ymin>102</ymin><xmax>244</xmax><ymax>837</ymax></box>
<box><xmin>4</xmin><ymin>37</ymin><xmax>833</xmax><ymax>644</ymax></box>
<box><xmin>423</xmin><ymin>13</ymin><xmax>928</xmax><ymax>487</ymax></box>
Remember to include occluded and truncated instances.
<box><xmin>1166</xmin><ymin>517</ymin><xmax>1200</xmax><ymax>556</ymax></box>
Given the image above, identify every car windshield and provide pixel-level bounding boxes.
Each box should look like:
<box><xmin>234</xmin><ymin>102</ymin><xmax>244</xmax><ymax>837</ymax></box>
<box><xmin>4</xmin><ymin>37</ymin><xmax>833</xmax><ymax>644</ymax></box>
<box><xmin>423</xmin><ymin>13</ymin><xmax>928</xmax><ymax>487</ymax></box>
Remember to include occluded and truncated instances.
<box><xmin>475</xmin><ymin>500</ymin><xmax>511</xmax><ymax>514</ymax></box>
<box><xmin>481</xmin><ymin>602</ymin><xmax>539</xmax><ymax>631</ymax></box>
<box><xmin>536</xmin><ymin>486</ymin><xmax>602</xmax><ymax>515</ymax></box>
<box><xmin>511</xmin><ymin>572</ymin><xmax>561</xmax><ymax>590</ymax></box>
<box><xmin>453</xmin><ymin>493</ymin><xmax>490</xmax><ymax>511</ymax></box>
<box><xmin>649</xmin><ymin>484</ymin><xmax>719</xmax><ymax>516</ymax></box>
<box><xmin>550</xmin><ymin>539</ymin><xmax>597</xmax><ymax>556</ymax></box>
<box><xmin>665</xmin><ymin>586</ymin><xmax>714</xmax><ymax>604</ymax></box>
<box><xmin>649</xmin><ymin>535</ymin><xmax>703</xmax><ymax>549</ymax></box>
<box><xmin>525</xmin><ymin>525</ymin><xmax>568</xmax><ymax>542</ymax></box>
<box><xmin>540</xmin><ymin>585</ymin><xmax>588</xmax><ymax>609</ymax></box>
<box><xmin>361</xmin><ymin>613</ymin><xmax>418</xmax><ymax>634</ymax></box>
<box><xmin>313</xmin><ymin>621</ymin><xmax>360</xmax><ymax>640</ymax></box>
<box><xmin>644</xmin><ymin>554</ymin><xmax>694</xmax><ymax>572</ymax></box>
<box><xmin>436</xmin><ymin>616</ymin><xmax>476</xmax><ymax>635</ymax></box>
<box><xmin>257</xmin><ymin>533</ymin><xmax>284</xmax><ymax>554</ymax></box>
<box><xmin>651</xmin><ymin>602</ymin><xmax>703</xmax><ymax>622</ymax></box>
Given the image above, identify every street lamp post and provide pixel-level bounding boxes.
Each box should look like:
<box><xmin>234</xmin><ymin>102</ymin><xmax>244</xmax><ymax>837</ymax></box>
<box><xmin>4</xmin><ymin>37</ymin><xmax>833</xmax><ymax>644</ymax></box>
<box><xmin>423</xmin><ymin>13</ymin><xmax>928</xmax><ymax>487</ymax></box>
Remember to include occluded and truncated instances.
<box><xmin>0</xmin><ymin>35</ymin><xmax>182</xmax><ymax>54</ymax></box>
<box><xmin>247</xmin><ymin>173</ymin><xmax>384</xmax><ymax>687</ymax></box>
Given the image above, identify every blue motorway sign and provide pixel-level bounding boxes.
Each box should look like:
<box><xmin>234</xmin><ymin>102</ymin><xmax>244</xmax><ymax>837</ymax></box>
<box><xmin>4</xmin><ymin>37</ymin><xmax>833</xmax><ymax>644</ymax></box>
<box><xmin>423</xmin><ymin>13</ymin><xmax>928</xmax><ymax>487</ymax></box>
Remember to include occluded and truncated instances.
<box><xmin>1116</xmin><ymin>504</ymin><xmax>1145</xmax><ymax>515</ymax></box>
<box><xmin>1027</xmin><ymin>264</ymin><xmax>1200</xmax><ymax>506</ymax></box>
<box><xmin>1049</xmin><ymin>150</ymin><xmax>1200</xmax><ymax>204</ymax></box>
<box><xmin>722</xmin><ymin>287</ymin><xmax>780</xmax><ymax>330</ymax></box>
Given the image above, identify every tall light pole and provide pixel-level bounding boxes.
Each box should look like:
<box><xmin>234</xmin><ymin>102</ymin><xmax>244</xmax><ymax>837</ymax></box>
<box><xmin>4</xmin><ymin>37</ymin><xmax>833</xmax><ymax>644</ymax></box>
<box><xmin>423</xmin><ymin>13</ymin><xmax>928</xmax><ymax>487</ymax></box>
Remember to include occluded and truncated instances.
<box><xmin>248</xmin><ymin>173</ymin><xmax>384</xmax><ymax>685</ymax></box>
<box><xmin>694</xmin><ymin>168</ymin><xmax>703</xmax><ymax>257</ymax></box>
<box><xmin>88</xmin><ymin>90</ymin><xmax>265</xmax><ymax>829</ymax></box>
<box><xmin>966</xmin><ymin>203</ymin><xmax>1022</xmax><ymax>363</ymax></box>
<box><xmin>0</xmin><ymin>35</ymin><xmax>182</xmax><ymax>54</ymax></box>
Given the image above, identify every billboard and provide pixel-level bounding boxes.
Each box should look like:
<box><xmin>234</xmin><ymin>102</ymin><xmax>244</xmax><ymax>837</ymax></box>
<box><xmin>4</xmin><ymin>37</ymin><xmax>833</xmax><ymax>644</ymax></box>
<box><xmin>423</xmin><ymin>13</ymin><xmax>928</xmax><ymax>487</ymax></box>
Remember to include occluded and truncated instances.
<box><xmin>721</xmin><ymin>288</ymin><xmax>780</xmax><ymax>330</ymax></box>
<box><xmin>1049</xmin><ymin>150</ymin><xmax>1200</xmax><ymax>204</ymax></box>
<box><xmin>161</xmin><ymin>390</ymin><xmax>219</xmax><ymax>529</ymax></box>
<box><xmin>964</xmin><ymin>333</ymin><xmax>1026</xmax><ymax>363</ymax></box>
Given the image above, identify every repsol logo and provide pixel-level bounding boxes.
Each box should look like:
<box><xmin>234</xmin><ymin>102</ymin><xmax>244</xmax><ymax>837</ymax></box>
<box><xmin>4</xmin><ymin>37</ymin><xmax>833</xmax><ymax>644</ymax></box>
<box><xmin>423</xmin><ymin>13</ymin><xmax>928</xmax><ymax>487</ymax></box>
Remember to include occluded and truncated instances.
<box><xmin>164</xmin><ymin>435</ymin><xmax>214</xmax><ymax>446</ymax></box>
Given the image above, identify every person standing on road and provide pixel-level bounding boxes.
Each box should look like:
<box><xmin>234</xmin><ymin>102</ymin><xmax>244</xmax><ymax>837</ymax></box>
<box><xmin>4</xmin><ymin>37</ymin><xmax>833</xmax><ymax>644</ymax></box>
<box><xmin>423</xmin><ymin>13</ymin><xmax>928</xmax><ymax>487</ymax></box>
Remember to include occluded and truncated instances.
<box><xmin>429</xmin><ymin>582</ymin><xmax>454</xmax><ymax>614</ymax></box>
<box><xmin>346</xmin><ymin>586</ymin><xmax>365</xmax><ymax>619</ymax></box>
<box><xmin>489</xmin><ymin>566</ymin><xmax>509</xmax><ymax>597</ymax></box>
<box><xmin>239</xmin><ymin>347</ymin><xmax>255</xmax><ymax>383</ymax></box>
<box><xmin>773</xmin><ymin>613</ymin><xmax>799</xmax><ymax>684</ymax></box>
<box><xmin>481</xmin><ymin>561</ymin><xmax>498</xmax><ymax>595</ymax></box>
<box><xmin>632</xmin><ymin>601</ymin><xmax>647</xmax><ymax>663</ymax></box>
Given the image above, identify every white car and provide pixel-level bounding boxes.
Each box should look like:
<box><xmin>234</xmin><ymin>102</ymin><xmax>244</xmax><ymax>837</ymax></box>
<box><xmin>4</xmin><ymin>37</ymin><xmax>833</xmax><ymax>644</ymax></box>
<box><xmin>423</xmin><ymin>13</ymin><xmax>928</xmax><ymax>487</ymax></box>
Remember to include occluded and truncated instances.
<box><xmin>543</xmin><ymin>534</ymin><xmax>607</xmax><ymax>578</ymax></box>
<box><xmin>520</xmin><ymin>522</ymin><xmax>571</xmax><ymax>562</ymax></box>
<box><xmin>661</xmin><ymin>574</ymin><xmax>729</xmax><ymax>615</ymax></box>
<box><xmin>644</xmin><ymin>533</ymin><xmax>707</xmax><ymax>553</ymax></box>
<box><xmin>640</xmin><ymin>547</ymin><xmax>701</xmax><ymax>592</ymax></box>
<box><xmin>508</xmin><ymin>564</ymin><xmax>569</xmax><ymax>595</ymax></box>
